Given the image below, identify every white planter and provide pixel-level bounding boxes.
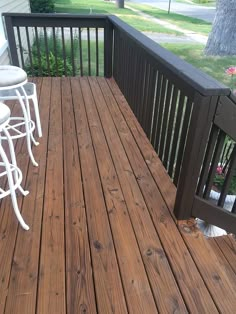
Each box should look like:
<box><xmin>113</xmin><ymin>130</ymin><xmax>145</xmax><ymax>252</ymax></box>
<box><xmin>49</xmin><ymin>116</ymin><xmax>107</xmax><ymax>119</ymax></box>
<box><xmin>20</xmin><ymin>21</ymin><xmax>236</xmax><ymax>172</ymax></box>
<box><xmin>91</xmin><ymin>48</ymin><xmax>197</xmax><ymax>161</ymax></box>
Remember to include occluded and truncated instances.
<box><xmin>196</xmin><ymin>190</ymin><xmax>235</xmax><ymax>237</ymax></box>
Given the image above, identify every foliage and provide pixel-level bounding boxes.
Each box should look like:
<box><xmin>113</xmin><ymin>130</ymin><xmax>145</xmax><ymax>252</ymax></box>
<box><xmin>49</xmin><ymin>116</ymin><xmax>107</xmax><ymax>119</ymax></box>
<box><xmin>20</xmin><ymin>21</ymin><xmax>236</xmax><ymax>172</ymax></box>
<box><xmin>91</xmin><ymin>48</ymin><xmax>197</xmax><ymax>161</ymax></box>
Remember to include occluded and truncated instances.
<box><xmin>162</xmin><ymin>43</ymin><xmax>236</xmax><ymax>87</ymax></box>
<box><xmin>30</xmin><ymin>0</ymin><xmax>55</xmax><ymax>13</ymax></box>
<box><xmin>213</xmin><ymin>173</ymin><xmax>236</xmax><ymax>195</ymax></box>
<box><xmin>225</xmin><ymin>66</ymin><xmax>236</xmax><ymax>94</ymax></box>
<box><xmin>26</xmin><ymin>51</ymin><xmax>73</xmax><ymax>76</ymax></box>
<box><xmin>25</xmin><ymin>33</ymin><xmax>74</xmax><ymax>76</ymax></box>
<box><xmin>192</xmin><ymin>0</ymin><xmax>211</xmax><ymax>3</ymax></box>
<box><xmin>25</xmin><ymin>29</ymin><xmax>105</xmax><ymax>76</ymax></box>
<box><xmin>213</xmin><ymin>138</ymin><xmax>236</xmax><ymax>195</ymax></box>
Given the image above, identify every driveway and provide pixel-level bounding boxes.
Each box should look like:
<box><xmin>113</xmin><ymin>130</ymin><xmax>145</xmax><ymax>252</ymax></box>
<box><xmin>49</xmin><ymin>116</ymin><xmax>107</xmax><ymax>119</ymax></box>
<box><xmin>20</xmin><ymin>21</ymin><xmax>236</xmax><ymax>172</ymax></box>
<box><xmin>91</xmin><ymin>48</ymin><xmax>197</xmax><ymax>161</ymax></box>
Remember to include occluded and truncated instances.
<box><xmin>129</xmin><ymin>0</ymin><xmax>216</xmax><ymax>23</ymax></box>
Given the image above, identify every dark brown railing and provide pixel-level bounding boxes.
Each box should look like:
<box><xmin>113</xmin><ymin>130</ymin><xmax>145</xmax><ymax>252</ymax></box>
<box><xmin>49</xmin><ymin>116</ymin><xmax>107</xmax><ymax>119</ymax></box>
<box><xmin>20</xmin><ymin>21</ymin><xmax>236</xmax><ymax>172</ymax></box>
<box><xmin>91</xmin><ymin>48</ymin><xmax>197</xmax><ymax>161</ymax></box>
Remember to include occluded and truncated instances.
<box><xmin>3</xmin><ymin>13</ymin><xmax>112</xmax><ymax>77</ymax></box>
<box><xmin>3</xmin><ymin>13</ymin><xmax>236</xmax><ymax>233</ymax></box>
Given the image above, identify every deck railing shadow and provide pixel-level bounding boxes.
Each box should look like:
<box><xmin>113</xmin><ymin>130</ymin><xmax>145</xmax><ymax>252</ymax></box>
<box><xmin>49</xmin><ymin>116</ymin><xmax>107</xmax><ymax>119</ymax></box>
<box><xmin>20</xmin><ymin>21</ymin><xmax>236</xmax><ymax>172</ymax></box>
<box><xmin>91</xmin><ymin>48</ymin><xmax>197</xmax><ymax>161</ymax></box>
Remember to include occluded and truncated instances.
<box><xmin>3</xmin><ymin>13</ymin><xmax>236</xmax><ymax>234</ymax></box>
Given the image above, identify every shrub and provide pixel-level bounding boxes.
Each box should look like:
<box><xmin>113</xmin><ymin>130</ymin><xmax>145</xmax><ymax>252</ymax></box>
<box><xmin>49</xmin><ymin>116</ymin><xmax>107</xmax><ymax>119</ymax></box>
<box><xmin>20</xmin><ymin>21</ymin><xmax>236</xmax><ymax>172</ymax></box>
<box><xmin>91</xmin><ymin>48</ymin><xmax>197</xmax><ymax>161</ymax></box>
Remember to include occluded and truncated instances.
<box><xmin>25</xmin><ymin>31</ymin><xmax>74</xmax><ymax>76</ymax></box>
<box><xmin>30</xmin><ymin>0</ymin><xmax>55</xmax><ymax>13</ymax></box>
<box><xmin>26</xmin><ymin>51</ymin><xmax>73</xmax><ymax>76</ymax></box>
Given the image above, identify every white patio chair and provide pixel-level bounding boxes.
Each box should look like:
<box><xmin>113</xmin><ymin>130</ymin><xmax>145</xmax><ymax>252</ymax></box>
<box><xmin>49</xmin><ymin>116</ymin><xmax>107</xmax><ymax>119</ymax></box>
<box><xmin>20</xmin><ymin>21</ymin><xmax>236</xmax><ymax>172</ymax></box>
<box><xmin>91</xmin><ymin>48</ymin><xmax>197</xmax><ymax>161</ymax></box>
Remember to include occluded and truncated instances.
<box><xmin>0</xmin><ymin>102</ymin><xmax>29</xmax><ymax>230</ymax></box>
<box><xmin>0</xmin><ymin>65</ymin><xmax>39</xmax><ymax>166</ymax></box>
<box><xmin>0</xmin><ymin>81</ymin><xmax>42</xmax><ymax>138</ymax></box>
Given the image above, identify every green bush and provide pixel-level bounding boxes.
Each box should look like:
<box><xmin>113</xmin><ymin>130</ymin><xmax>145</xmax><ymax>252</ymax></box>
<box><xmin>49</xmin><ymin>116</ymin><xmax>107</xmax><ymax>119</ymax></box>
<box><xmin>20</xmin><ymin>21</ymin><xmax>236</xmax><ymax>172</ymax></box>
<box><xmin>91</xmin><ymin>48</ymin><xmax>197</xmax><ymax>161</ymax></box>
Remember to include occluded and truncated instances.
<box><xmin>26</xmin><ymin>51</ymin><xmax>73</xmax><ymax>76</ymax></box>
<box><xmin>30</xmin><ymin>0</ymin><xmax>55</xmax><ymax>13</ymax></box>
<box><xmin>25</xmin><ymin>32</ymin><xmax>74</xmax><ymax>76</ymax></box>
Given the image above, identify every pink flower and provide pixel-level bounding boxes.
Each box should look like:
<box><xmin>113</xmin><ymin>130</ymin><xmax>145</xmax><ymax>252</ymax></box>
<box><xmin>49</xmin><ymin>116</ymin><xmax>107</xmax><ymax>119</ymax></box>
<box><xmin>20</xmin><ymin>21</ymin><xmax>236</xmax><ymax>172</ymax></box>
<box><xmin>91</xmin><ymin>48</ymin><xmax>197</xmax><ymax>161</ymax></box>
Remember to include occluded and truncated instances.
<box><xmin>216</xmin><ymin>166</ymin><xmax>223</xmax><ymax>175</ymax></box>
<box><xmin>226</xmin><ymin>67</ymin><xmax>236</xmax><ymax>75</ymax></box>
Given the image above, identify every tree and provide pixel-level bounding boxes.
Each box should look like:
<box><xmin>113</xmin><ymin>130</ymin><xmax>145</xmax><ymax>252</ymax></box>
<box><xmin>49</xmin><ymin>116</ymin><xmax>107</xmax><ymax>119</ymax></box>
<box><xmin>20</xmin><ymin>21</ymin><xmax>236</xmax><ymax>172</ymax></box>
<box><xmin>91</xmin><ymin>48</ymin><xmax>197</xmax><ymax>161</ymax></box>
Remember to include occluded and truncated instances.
<box><xmin>30</xmin><ymin>0</ymin><xmax>55</xmax><ymax>13</ymax></box>
<box><xmin>205</xmin><ymin>0</ymin><xmax>236</xmax><ymax>56</ymax></box>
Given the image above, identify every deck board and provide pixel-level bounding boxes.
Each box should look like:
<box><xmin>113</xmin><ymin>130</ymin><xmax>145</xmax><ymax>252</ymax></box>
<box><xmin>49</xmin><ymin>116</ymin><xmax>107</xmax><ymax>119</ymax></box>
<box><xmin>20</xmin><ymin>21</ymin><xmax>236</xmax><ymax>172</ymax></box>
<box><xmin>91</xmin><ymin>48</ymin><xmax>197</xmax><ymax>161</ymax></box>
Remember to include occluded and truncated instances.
<box><xmin>0</xmin><ymin>77</ymin><xmax>235</xmax><ymax>313</ymax></box>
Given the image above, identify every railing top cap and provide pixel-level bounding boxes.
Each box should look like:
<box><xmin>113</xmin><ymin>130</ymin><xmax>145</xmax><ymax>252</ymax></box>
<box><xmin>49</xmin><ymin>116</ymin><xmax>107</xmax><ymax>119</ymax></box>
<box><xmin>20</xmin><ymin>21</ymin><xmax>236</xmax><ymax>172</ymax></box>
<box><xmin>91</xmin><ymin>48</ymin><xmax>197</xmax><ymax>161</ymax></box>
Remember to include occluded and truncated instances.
<box><xmin>108</xmin><ymin>15</ymin><xmax>230</xmax><ymax>97</ymax></box>
<box><xmin>2</xmin><ymin>12</ymin><xmax>108</xmax><ymax>18</ymax></box>
<box><xmin>2</xmin><ymin>13</ymin><xmax>231</xmax><ymax>96</ymax></box>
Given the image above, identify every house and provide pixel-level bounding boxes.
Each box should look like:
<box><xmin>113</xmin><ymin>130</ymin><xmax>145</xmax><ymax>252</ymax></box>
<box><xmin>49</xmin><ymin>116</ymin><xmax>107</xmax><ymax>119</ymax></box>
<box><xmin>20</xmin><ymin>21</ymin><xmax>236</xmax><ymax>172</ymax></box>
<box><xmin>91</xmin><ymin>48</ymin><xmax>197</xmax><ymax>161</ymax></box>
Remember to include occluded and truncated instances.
<box><xmin>0</xmin><ymin>0</ymin><xmax>31</xmax><ymax>64</ymax></box>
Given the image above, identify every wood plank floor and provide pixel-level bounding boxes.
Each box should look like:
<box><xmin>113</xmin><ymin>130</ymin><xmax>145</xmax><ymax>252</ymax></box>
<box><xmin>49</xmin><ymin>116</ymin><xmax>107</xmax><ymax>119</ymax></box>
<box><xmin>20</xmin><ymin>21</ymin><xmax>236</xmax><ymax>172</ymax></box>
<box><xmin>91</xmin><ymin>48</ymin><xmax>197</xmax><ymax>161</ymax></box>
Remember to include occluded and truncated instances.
<box><xmin>0</xmin><ymin>77</ymin><xmax>235</xmax><ymax>314</ymax></box>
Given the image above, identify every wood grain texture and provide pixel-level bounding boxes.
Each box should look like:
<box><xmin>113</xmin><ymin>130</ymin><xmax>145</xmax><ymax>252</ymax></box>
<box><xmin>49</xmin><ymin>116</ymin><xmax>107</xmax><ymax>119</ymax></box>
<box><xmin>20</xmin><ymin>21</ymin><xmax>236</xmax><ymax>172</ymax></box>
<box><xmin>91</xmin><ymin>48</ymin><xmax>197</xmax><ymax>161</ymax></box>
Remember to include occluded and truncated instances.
<box><xmin>71</xmin><ymin>77</ymin><xmax>128</xmax><ymax>314</ymax></box>
<box><xmin>95</xmin><ymin>77</ymin><xmax>187</xmax><ymax>313</ymax></box>
<box><xmin>214</xmin><ymin>235</ymin><xmax>236</xmax><ymax>274</ymax></box>
<box><xmin>106</xmin><ymin>77</ymin><xmax>218</xmax><ymax>313</ymax></box>
<box><xmin>0</xmin><ymin>99</ymin><xmax>26</xmax><ymax>314</ymax></box>
<box><xmin>61</xmin><ymin>77</ymin><xmax>97</xmax><ymax>314</ymax></box>
<box><xmin>4</xmin><ymin>77</ymin><xmax>49</xmax><ymax>314</ymax></box>
<box><xmin>87</xmin><ymin>76</ymin><xmax>158</xmax><ymax>314</ymax></box>
<box><xmin>0</xmin><ymin>77</ymin><xmax>235</xmax><ymax>314</ymax></box>
<box><xmin>178</xmin><ymin>220</ymin><xmax>236</xmax><ymax>313</ymax></box>
<box><xmin>37</xmin><ymin>78</ymin><xmax>66</xmax><ymax>314</ymax></box>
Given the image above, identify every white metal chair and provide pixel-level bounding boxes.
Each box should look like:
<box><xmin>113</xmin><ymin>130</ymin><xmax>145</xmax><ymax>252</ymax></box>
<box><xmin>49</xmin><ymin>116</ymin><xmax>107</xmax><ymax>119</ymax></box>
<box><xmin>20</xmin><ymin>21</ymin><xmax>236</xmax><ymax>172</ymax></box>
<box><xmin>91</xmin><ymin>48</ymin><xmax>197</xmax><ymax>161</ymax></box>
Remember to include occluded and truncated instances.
<box><xmin>0</xmin><ymin>65</ymin><xmax>39</xmax><ymax>166</ymax></box>
<box><xmin>0</xmin><ymin>82</ymin><xmax>42</xmax><ymax>138</ymax></box>
<box><xmin>0</xmin><ymin>102</ymin><xmax>29</xmax><ymax>230</ymax></box>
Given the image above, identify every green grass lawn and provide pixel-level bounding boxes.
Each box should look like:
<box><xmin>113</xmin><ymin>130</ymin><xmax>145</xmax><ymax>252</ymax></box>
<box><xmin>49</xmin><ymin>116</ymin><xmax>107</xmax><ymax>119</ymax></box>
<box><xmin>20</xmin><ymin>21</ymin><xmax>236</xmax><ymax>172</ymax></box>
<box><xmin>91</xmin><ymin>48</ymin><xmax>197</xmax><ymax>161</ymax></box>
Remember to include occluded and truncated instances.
<box><xmin>191</xmin><ymin>0</ymin><xmax>216</xmax><ymax>6</ymax></box>
<box><xmin>127</xmin><ymin>3</ymin><xmax>212</xmax><ymax>36</ymax></box>
<box><xmin>55</xmin><ymin>0</ymin><xmax>180</xmax><ymax>34</ymax></box>
<box><xmin>53</xmin><ymin>0</ymin><xmax>236</xmax><ymax>88</ymax></box>
<box><xmin>162</xmin><ymin>43</ymin><xmax>236</xmax><ymax>86</ymax></box>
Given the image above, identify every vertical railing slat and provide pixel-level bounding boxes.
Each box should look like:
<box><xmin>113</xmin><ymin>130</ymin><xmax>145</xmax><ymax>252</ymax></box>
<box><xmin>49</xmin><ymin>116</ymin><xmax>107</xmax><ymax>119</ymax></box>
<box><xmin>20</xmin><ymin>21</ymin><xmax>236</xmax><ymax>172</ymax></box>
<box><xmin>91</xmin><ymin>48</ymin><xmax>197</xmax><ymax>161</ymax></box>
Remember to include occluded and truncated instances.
<box><xmin>197</xmin><ymin>125</ymin><xmax>219</xmax><ymax>197</ymax></box>
<box><xmin>204</xmin><ymin>130</ymin><xmax>225</xmax><ymax>199</ymax></box>
<box><xmin>218</xmin><ymin>146</ymin><xmax>236</xmax><ymax>206</ymax></box>
<box><xmin>173</xmin><ymin>97</ymin><xmax>193</xmax><ymax>185</ymax></box>
<box><xmin>163</xmin><ymin>86</ymin><xmax>178</xmax><ymax>169</ymax></box>
<box><xmin>150</xmin><ymin>72</ymin><xmax>163</xmax><ymax>146</ymax></box>
<box><xmin>79</xmin><ymin>27</ymin><xmax>83</xmax><ymax>76</ymax></box>
<box><xmin>159</xmin><ymin>81</ymin><xmax>172</xmax><ymax>159</ymax></box>
<box><xmin>52</xmin><ymin>27</ymin><xmax>58</xmax><ymax>76</ymax></box>
<box><xmin>43</xmin><ymin>27</ymin><xmax>50</xmax><ymax>76</ymax></box>
<box><xmin>16</xmin><ymin>26</ymin><xmax>25</xmax><ymax>68</ymax></box>
<box><xmin>34</xmin><ymin>27</ymin><xmax>42</xmax><ymax>76</ymax></box>
<box><xmin>26</xmin><ymin>26</ymin><xmax>33</xmax><ymax>72</ymax></box>
<box><xmin>96</xmin><ymin>28</ymin><xmax>99</xmax><ymax>76</ymax></box>
<box><xmin>70</xmin><ymin>27</ymin><xmax>75</xmax><ymax>76</ymax></box>
<box><xmin>61</xmin><ymin>27</ymin><xmax>67</xmax><ymax>76</ymax></box>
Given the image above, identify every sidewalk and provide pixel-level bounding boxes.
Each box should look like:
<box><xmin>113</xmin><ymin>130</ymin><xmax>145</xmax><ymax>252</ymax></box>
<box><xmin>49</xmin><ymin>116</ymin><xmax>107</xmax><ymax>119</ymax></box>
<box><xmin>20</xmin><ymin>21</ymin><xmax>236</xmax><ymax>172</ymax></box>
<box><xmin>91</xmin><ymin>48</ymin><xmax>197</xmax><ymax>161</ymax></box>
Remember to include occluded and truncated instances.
<box><xmin>129</xmin><ymin>0</ymin><xmax>216</xmax><ymax>22</ymax></box>
<box><xmin>126</xmin><ymin>5</ymin><xmax>208</xmax><ymax>44</ymax></box>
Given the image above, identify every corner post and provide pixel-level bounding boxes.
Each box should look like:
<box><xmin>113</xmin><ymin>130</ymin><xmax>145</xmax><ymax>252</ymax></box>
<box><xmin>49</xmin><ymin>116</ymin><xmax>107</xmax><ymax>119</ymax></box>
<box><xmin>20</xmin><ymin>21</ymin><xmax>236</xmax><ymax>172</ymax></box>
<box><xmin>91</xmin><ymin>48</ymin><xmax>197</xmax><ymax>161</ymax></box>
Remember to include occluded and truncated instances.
<box><xmin>3</xmin><ymin>15</ymin><xmax>19</xmax><ymax>66</ymax></box>
<box><xmin>104</xmin><ymin>17</ymin><xmax>113</xmax><ymax>78</ymax></box>
<box><xmin>174</xmin><ymin>93</ymin><xmax>218</xmax><ymax>219</ymax></box>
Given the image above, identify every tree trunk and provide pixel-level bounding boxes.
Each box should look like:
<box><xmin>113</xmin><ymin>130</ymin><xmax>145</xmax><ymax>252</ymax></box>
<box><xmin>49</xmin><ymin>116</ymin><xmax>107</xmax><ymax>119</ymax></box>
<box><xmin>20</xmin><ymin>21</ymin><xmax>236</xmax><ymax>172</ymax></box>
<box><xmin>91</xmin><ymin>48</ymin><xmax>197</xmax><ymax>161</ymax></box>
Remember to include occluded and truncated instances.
<box><xmin>205</xmin><ymin>0</ymin><xmax>236</xmax><ymax>56</ymax></box>
<box><xmin>116</xmin><ymin>0</ymin><xmax>124</xmax><ymax>9</ymax></box>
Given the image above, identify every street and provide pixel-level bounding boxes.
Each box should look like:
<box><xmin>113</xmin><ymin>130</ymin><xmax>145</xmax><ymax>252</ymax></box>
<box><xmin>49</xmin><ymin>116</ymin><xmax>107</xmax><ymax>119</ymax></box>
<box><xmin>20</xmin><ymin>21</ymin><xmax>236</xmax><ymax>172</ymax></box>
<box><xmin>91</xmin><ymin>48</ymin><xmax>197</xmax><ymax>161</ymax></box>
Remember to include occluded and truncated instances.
<box><xmin>129</xmin><ymin>0</ymin><xmax>216</xmax><ymax>23</ymax></box>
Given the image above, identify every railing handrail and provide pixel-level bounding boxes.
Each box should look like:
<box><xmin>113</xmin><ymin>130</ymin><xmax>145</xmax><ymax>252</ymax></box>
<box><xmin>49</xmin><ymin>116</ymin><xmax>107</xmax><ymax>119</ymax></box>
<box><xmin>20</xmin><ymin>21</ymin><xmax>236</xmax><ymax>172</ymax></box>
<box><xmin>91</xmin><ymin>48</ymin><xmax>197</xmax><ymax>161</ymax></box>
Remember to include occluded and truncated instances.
<box><xmin>108</xmin><ymin>15</ymin><xmax>230</xmax><ymax>97</ymax></box>
<box><xmin>2</xmin><ymin>12</ymin><xmax>231</xmax><ymax>97</ymax></box>
<box><xmin>2</xmin><ymin>12</ymin><xmax>108</xmax><ymax>27</ymax></box>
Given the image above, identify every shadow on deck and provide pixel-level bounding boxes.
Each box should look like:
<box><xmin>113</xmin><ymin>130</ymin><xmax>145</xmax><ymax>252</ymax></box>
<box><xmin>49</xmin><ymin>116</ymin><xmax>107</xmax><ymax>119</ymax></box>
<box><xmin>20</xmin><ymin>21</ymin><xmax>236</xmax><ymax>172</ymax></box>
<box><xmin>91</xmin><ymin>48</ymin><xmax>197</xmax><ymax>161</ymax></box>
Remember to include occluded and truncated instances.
<box><xmin>0</xmin><ymin>77</ymin><xmax>235</xmax><ymax>313</ymax></box>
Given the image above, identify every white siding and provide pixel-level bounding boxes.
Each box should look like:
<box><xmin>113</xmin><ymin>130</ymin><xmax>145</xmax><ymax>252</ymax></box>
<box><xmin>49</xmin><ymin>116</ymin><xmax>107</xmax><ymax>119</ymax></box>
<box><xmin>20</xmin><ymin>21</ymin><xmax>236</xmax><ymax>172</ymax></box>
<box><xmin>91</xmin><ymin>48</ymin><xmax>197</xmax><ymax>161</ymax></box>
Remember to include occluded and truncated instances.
<box><xmin>0</xmin><ymin>48</ymin><xmax>10</xmax><ymax>64</ymax></box>
<box><xmin>0</xmin><ymin>0</ymin><xmax>31</xmax><ymax>65</ymax></box>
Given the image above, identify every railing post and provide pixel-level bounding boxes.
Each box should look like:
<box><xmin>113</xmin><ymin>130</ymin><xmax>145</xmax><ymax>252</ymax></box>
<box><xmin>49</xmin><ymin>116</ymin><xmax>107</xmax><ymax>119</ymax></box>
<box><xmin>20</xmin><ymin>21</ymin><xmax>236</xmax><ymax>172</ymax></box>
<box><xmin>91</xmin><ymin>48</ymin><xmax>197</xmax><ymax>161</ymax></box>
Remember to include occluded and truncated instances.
<box><xmin>104</xmin><ymin>17</ymin><xmax>113</xmax><ymax>78</ymax></box>
<box><xmin>174</xmin><ymin>93</ymin><xmax>219</xmax><ymax>219</ymax></box>
<box><xmin>3</xmin><ymin>15</ymin><xmax>19</xmax><ymax>66</ymax></box>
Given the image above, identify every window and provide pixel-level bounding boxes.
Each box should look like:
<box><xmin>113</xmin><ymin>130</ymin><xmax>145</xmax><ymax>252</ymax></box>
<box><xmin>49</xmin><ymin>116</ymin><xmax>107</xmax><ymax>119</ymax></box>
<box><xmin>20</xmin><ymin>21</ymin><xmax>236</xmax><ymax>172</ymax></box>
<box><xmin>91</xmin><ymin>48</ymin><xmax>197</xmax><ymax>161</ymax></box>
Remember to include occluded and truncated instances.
<box><xmin>0</xmin><ymin>14</ymin><xmax>8</xmax><ymax>56</ymax></box>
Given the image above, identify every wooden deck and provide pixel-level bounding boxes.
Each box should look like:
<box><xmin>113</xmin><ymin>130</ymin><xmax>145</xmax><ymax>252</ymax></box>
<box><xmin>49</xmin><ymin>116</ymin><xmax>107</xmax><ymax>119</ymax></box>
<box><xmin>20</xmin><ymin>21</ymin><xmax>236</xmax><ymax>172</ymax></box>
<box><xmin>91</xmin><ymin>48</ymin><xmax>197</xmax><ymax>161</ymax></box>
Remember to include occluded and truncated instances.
<box><xmin>0</xmin><ymin>77</ymin><xmax>235</xmax><ymax>313</ymax></box>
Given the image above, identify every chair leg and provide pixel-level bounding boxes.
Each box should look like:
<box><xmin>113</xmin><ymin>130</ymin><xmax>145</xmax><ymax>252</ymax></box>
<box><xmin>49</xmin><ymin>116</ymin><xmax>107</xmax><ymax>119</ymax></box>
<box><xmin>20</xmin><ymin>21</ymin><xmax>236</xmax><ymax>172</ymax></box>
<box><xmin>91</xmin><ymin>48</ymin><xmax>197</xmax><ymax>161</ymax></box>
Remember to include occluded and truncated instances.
<box><xmin>20</xmin><ymin>87</ymin><xmax>39</xmax><ymax>146</ymax></box>
<box><xmin>32</xmin><ymin>91</ymin><xmax>42</xmax><ymax>138</ymax></box>
<box><xmin>15</xmin><ymin>89</ymin><xmax>38</xmax><ymax>167</ymax></box>
<box><xmin>3</xmin><ymin>127</ymin><xmax>29</xmax><ymax>196</ymax></box>
<box><xmin>0</xmin><ymin>144</ymin><xmax>29</xmax><ymax>230</ymax></box>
